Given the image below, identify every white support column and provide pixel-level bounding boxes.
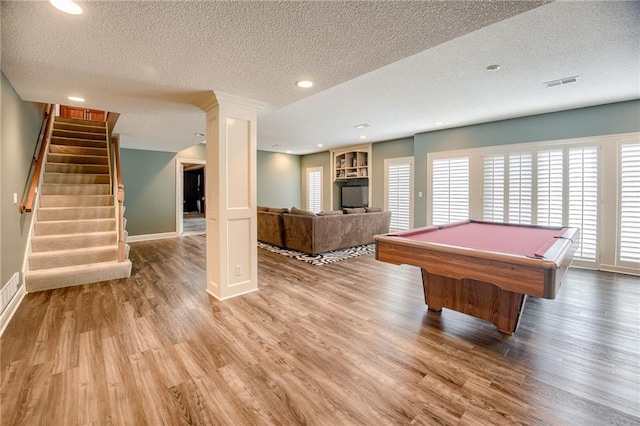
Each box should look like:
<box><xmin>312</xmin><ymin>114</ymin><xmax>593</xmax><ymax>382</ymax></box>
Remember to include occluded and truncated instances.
<box><xmin>196</xmin><ymin>92</ymin><xmax>266</xmax><ymax>300</ymax></box>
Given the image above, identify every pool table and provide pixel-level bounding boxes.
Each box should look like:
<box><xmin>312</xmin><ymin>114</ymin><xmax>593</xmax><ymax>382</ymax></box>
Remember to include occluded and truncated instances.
<box><xmin>374</xmin><ymin>220</ymin><xmax>580</xmax><ymax>334</ymax></box>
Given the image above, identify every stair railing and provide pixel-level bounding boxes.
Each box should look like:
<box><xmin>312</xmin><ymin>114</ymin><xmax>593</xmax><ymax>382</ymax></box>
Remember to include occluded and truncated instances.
<box><xmin>111</xmin><ymin>134</ymin><xmax>126</xmax><ymax>262</ymax></box>
<box><xmin>20</xmin><ymin>104</ymin><xmax>56</xmax><ymax>214</ymax></box>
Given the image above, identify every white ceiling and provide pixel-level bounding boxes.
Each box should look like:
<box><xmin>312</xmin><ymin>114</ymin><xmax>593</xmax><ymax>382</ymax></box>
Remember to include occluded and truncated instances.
<box><xmin>2</xmin><ymin>1</ymin><xmax>639</xmax><ymax>155</ymax></box>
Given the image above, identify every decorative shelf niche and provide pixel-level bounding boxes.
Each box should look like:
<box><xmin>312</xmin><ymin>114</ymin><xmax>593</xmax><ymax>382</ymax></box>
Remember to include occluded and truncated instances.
<box><xmin>333</xmin><ymin>145</ymin><xmax>370</xmax><ymax>181</ymax></box>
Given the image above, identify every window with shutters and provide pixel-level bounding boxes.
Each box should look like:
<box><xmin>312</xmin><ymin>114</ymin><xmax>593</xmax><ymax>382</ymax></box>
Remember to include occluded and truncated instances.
<box><xmin>431</xmin><ymin>157</ymin><xmax>469</xmax><ymax>225</ymax></box>
<box><xmin>428</xmin><ymin>133</ymin><xmax>638</xmax><ymax>275</ymax></box>
<box><xmin>619</xmin><ymin>142</ymin><xmax>640</xmax><ymax>264</ymax></box>
<box><xmin>537</xmin><ymin>149</ymin><xmax>564</xmax><ymax>226</ymax></box>
<box><xmin>508</xmin><ymin>152</ymin><xmax>533</xmax><ymax>224</ymax></box>
<box><xmin>568</xmin><ymin>146</ymin><xmax>598</xmax><ymax>261</ymax></box>
<box><xmin>483</xmin><ymin>155</ymin><xmax>505</xmax><ymax>222</ymax></box>
<box><xmin>385</xmin><ymin>157</ymin><xmax>413</xmax><ymax>231</ymax></box>
<box><xmin>306</xmin><ymin>167</ymin><xmax>322</xmax><ymax>213</ymax></box>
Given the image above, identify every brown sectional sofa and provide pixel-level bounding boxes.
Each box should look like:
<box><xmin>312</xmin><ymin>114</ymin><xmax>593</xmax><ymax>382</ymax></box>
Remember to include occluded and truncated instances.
<box><xmin>258</xmin><ymin>206</ymin><xmax>391</xmax><ymax>255</ymax></box>
<box><xmin>257</xmin><ymin>207</ymin><xmax>287</xmax><ymax>247</ymax></box>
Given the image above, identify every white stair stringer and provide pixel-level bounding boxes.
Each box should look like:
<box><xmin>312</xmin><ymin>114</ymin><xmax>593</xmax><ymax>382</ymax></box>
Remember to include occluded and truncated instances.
<box><xmin>25</xmin><ymin>116</ymin><xmax>132</xmax><ymax>292</ymax></box>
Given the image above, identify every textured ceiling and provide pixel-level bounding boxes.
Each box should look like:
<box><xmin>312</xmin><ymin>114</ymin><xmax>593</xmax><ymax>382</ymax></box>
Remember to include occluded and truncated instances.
<box><xmin>1</xmin><ymin>1</ymin><xmax>639</xmax><ymax>154</ymax></box>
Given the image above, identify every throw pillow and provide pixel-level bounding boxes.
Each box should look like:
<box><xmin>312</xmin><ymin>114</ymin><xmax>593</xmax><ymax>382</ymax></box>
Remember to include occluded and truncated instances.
<box><xmin>268</xmin><ymin>207</ymin><xmax>289</xmax><ymax>214</ymax></box>
<box><xmin>317</xmin><ymin>210</ymin><xmax>343</xmax><ymax>216</ymax></box>
<box><xmin>290</xmin><ymin>206</ymin><xmax>317</xmax><ymax>216</ymax></box>
<box><xmin>366</xmin><ymin>207</ymin><xmax>382</xmax><ymax>212</ymax></box>
<box><xmin>343</xmin><ymin>207</ymin><xmax>366</xmax><ymax>214</ymax></box>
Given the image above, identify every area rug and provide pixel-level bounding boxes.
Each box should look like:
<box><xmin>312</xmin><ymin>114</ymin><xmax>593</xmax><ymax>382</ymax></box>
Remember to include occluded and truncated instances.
<box><xmin>257</xmin><ymin>242</ymin><xmax>375</xmax><ymax>265</ymax></box>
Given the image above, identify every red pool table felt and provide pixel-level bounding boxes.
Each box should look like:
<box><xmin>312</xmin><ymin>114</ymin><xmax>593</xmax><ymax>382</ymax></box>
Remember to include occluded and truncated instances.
<box><xmin>392</xmin><ymin>221</ymin><xmax>568</xmax><ymax>258</ymax></box>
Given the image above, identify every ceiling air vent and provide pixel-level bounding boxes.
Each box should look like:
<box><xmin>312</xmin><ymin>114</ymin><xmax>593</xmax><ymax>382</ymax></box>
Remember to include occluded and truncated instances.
<box><xmin>544</xmin><ymin>75</ymin><xmax>578</xmax><ymax>88</ymax></box>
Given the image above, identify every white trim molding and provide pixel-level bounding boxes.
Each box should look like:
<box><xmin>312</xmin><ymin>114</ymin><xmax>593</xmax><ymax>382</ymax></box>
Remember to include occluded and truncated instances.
<box><xmin>127</xmin><ymin>232</ymin><xmax>178</xmax><ymax>243</ymax></box>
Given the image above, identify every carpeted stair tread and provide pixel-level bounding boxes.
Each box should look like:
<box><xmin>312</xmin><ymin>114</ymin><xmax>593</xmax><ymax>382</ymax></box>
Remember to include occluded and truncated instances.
<box><xmin>43</xmin><ymin>172</ymin><xmax>110</xmax><ymax>184</ymax></box>
<box><xmin>48</xmin><ymin>145</ymin><xmax>108</xmax><ymax>157</ymax></box>
<box><xmin>54</xmin><ymin>116</ymin><xmax>107</xmax><ymax>127</ymax></box>
<box><xmin>45</xmin><ymin>163</ymin><xmax>109</xmax><ymax>174</ymax></box>
<box><xmin>35</xmin><ymin>218</ymin><xmax>115</xmax><ymax>235</ymax></box>
<box><xmin>40</xmin><ymin>183</ymin><xmax>110</xmax><ymax>195</ymax></box>
<box><xmin>29</xmin><ymin>245</ymin><xmax>119</xmax><ymax>270</ymax></box>
<box><xmin>39</xmin><ymin>194</ymin><xmax>113</xmax><ymax>207</ymax></box>
<box><xmin>47</xmin><ymin>153</ymin><xmax>109</xmax><ymax>165</ymax></box>
<box><xmin>38</xmin><ymin>206</ymin><xmax>115</xmax><ymax>221</ymax></box>
<box><xmin>25</xmin><ymin>260</ymin><xmax>132</xmax><ymax>292</ymax></box>
<box><xmin>50</xmin><ymin>137</ymin><xmax>108</xmax><ymax>149</ymax></box>
<box><xmin>54</xmin><ymin>121</ymin><xmax>106</xmax><ymax>133</ymax></box>
<box><xmin>31</xmin><ymin>231</ymin><xmax>117</xmax><ymax>252</ymax></box>
<box><xmin>51</xmin><ymin>129</ymin><xmax>107</xmax><ymax>141</ymax></box>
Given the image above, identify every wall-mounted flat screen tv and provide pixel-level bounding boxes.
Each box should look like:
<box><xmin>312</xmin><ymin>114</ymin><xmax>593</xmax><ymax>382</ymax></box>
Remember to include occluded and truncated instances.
<box><xmin>341</xmin><ymin>186</ymin><xmax>368</xmax><ymax>208</ymax></box>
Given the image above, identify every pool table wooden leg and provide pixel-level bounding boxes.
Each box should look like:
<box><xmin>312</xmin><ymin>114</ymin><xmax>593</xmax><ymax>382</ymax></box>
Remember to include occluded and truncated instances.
<box><xmin>420</xmin><ymin>269</ymin><xmax>526</xmax><ymax>334</ymax></box>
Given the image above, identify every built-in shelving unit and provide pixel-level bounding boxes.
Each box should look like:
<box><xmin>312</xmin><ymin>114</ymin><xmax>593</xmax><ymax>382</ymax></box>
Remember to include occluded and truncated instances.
<box><xmin>332</xmin><ymin>145</ymin><xmax>370</xmax><ymax>181</ymax></box>
<box><xmin>330</xmin><ymin>144</ymin><xmax>372</xmax><ymax>210</ymax></box>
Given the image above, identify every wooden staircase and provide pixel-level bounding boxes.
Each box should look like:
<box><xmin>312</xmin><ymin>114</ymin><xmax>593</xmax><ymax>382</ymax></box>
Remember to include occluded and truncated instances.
<box><xmin>25</xmin><ymin>116</ymin><xmax>132</xmax><ymax>292</ymax></box>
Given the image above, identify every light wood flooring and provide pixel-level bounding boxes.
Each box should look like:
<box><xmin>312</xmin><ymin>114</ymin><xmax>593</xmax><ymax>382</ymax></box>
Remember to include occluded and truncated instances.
<box><xmin>1</xmin><ymin>235</ymin><xmax>639</xmax><ymax>425</ymax></box>
<box><xmin>183</xmin><ymin>213</ymin><xmax>206</xmax><ymax>234</ymax></box>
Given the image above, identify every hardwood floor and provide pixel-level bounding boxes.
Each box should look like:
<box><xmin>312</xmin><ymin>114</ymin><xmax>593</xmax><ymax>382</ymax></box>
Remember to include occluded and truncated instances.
<box><xmin>1</xmin><ymin>235</ymin><xmax>638</xmax><ymax>425</ymax></box>
<box><xmin>183</xmin><ymin>213</ymin><xmax>206</xmax><ymax>234</ymax></box>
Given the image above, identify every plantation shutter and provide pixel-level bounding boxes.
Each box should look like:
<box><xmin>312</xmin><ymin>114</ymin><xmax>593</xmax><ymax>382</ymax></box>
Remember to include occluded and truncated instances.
<box><xmin>387</xmin><ymin>161</ymin><xmax>412</xmax><ymax>231</ymax></box>
<box><xmin>307</xmin><ymin>168</ymin><xmax>322</xmax><ymax>213</ymax></box>
<box><xmin>483</xmin><ymin>155</ymin><xmax>505</xmax><ymax>222</ymax></box>
<box><xmin>508</xmin><ymin>153</ymin><xmax>532</xmax><ymax>224</ymax></box>
<box><xmin>568</xmin><ymin>146</ymin><xmax>598</xmax><ymax>260</ymax></box>
<box><xmin>432</xmin><ymin>157</ymin><xmax>469</xmax><ymax>225</ymax></box>
<box><xmin>619</xmin><ymin>143</ymin><xmax>640</xmax><ymax>263</ymax></box>
<box><xmin>537</xmin><ymin>149</ymin><xmax>564</xmax><ymax>226</ymax></box>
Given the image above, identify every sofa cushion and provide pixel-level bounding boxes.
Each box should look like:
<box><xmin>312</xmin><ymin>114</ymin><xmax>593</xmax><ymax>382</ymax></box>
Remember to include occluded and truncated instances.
<box><xmin>317</xmin><ymin>210</ymin><xmax>343</xmax><ymax>216</ymax></box>
<box><xmin>257</xmin><ymin>206</ymin><xmax>269</xmax><ymax>211</ymax></box>
<box><xmin>366</xmin><ymin>206</ymin><xmax>382</xmax><ymax>212</ymax></box>
<box><xmin>343</xmin><ymin>207</ymin><xmax>366</xmax><ymax>214</ymax></box>
<box><xmin>268</xmin><ymin>207</ymin><xmax>289</xmax><ymax>214</ymax></box>
<box><xmin>290</xmin><ymin>207</ymin><xmax>316</xmax><ymax>216</ymax></box>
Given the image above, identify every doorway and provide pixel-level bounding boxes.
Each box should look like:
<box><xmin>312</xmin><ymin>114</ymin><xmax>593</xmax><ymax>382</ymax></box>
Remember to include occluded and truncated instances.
<box><xmin>176</xmin><ymin>159</ymin><xmax>206</xmax><ymax>236</ymax></box>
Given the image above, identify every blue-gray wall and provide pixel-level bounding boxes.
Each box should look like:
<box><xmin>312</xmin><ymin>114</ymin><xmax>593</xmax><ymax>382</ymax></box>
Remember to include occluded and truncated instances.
<box><xmin>371</xmin><ymin>137</ymin><xmax>414</xmax><ymax>208</ymax></box>
<box><xmin>413</xmin><ymin>100</ymin><xmax>640</xmax><ymax>226</ymax></box>
<box><xmin>121</xmin><ymin>144</ymin><xmax>207</xmax><ymax>236</ymax></box>
<box><xmin>0</xmin><ymin>71</ymin><xmax>46</xmax><ymax>286</ymax></box>
<box><xmin>257</xmin><ymin>151</ymin><xmax>301</xmax><ymax>208</ymax></box>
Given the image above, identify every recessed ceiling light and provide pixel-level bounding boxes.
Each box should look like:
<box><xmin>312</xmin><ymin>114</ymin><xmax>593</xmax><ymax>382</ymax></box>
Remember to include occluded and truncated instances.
<box><xmin>50</xmin><ymin>0</ymin><xmax>83</xmax><ymax>15</ymax></box>
<box><xmin>286</xmin><ymin>150</ymin><xmax>292</xmax><ymax>154</ymax></box>
<box><xmin>359</xmin><ymin>135</ymin><xmax>367</xmax><ymax>139</ymax></box>
<box><xmin>354</xmin><ymin>123</ymin><xmax>371</xmax><ymax>129</ymax></box>
<box><xmin>486</xmin><ymin>64</ymin><xmax>500</xmax><ymax>72</ymax></box>
<box><xmin>317</xmin><ymin>144</ymin><xmax>323</xmax><ymax>147</ymax></box>
<box><xmin>194</xmin><ymin>133</ymin><xmax>205</xmax><ymax>137</ymax></box>
<box><xmin>296</xmin><ymin>80</ymin><xmax>313</xmax><ymax>88</ymax></box>
<box><xmin>434</xmin><ymin>121</ymin><xmax>444</xmax><ymax>126</ymax></box>
<box><xmin>67</xmin><ymin>96</ymin><xmax>85</xmax><ymax>102</ymax></box>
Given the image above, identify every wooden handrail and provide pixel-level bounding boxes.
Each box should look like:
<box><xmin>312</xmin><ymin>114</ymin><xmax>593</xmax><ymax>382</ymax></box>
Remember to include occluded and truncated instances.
<box><xmin>112</xmin><ymin>135</ymin><xmax>126</xmax><ymax>262</ymax></box>
<box><xmin>113</xmin><ymin>135</ymin><xmax>123</xmax><ymax>188</ymax></box>
<box><xmin>106</xmin><ymin>112</ymin><xmax>120</xmax><ymax>141</ymax></box>
<box><xmin>20</xmin><ymin>104</ymin><xmax>56</xmax><ymax>213</ymax></box>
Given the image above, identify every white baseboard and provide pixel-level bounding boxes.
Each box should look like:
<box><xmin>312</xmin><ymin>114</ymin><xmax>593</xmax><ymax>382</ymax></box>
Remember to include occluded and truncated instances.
<box><xmin>599</xmin><ymin>264</ymin><xmax>640</xmax><ymax>277</ymax></box>
<box><xmin>127</xmin><ymin>232</ymin><xmax>178</xmax><ymax>243</ymax></box>
<box><xmin>0</xmin><ymin>273</ymin><xmax>26</xmax><ymax>337</ymax></box>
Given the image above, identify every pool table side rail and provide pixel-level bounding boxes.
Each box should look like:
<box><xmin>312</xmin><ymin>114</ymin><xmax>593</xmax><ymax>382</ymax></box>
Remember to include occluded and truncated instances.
<box><xmin>374</xmin><ymin>233</ymin><xmax>561</xmax><ymax>269</ymax></box>
<box><xmin>375</xmin><ymin>227</ymin><xmax>579</xmax><ymax>299</ymax></box>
